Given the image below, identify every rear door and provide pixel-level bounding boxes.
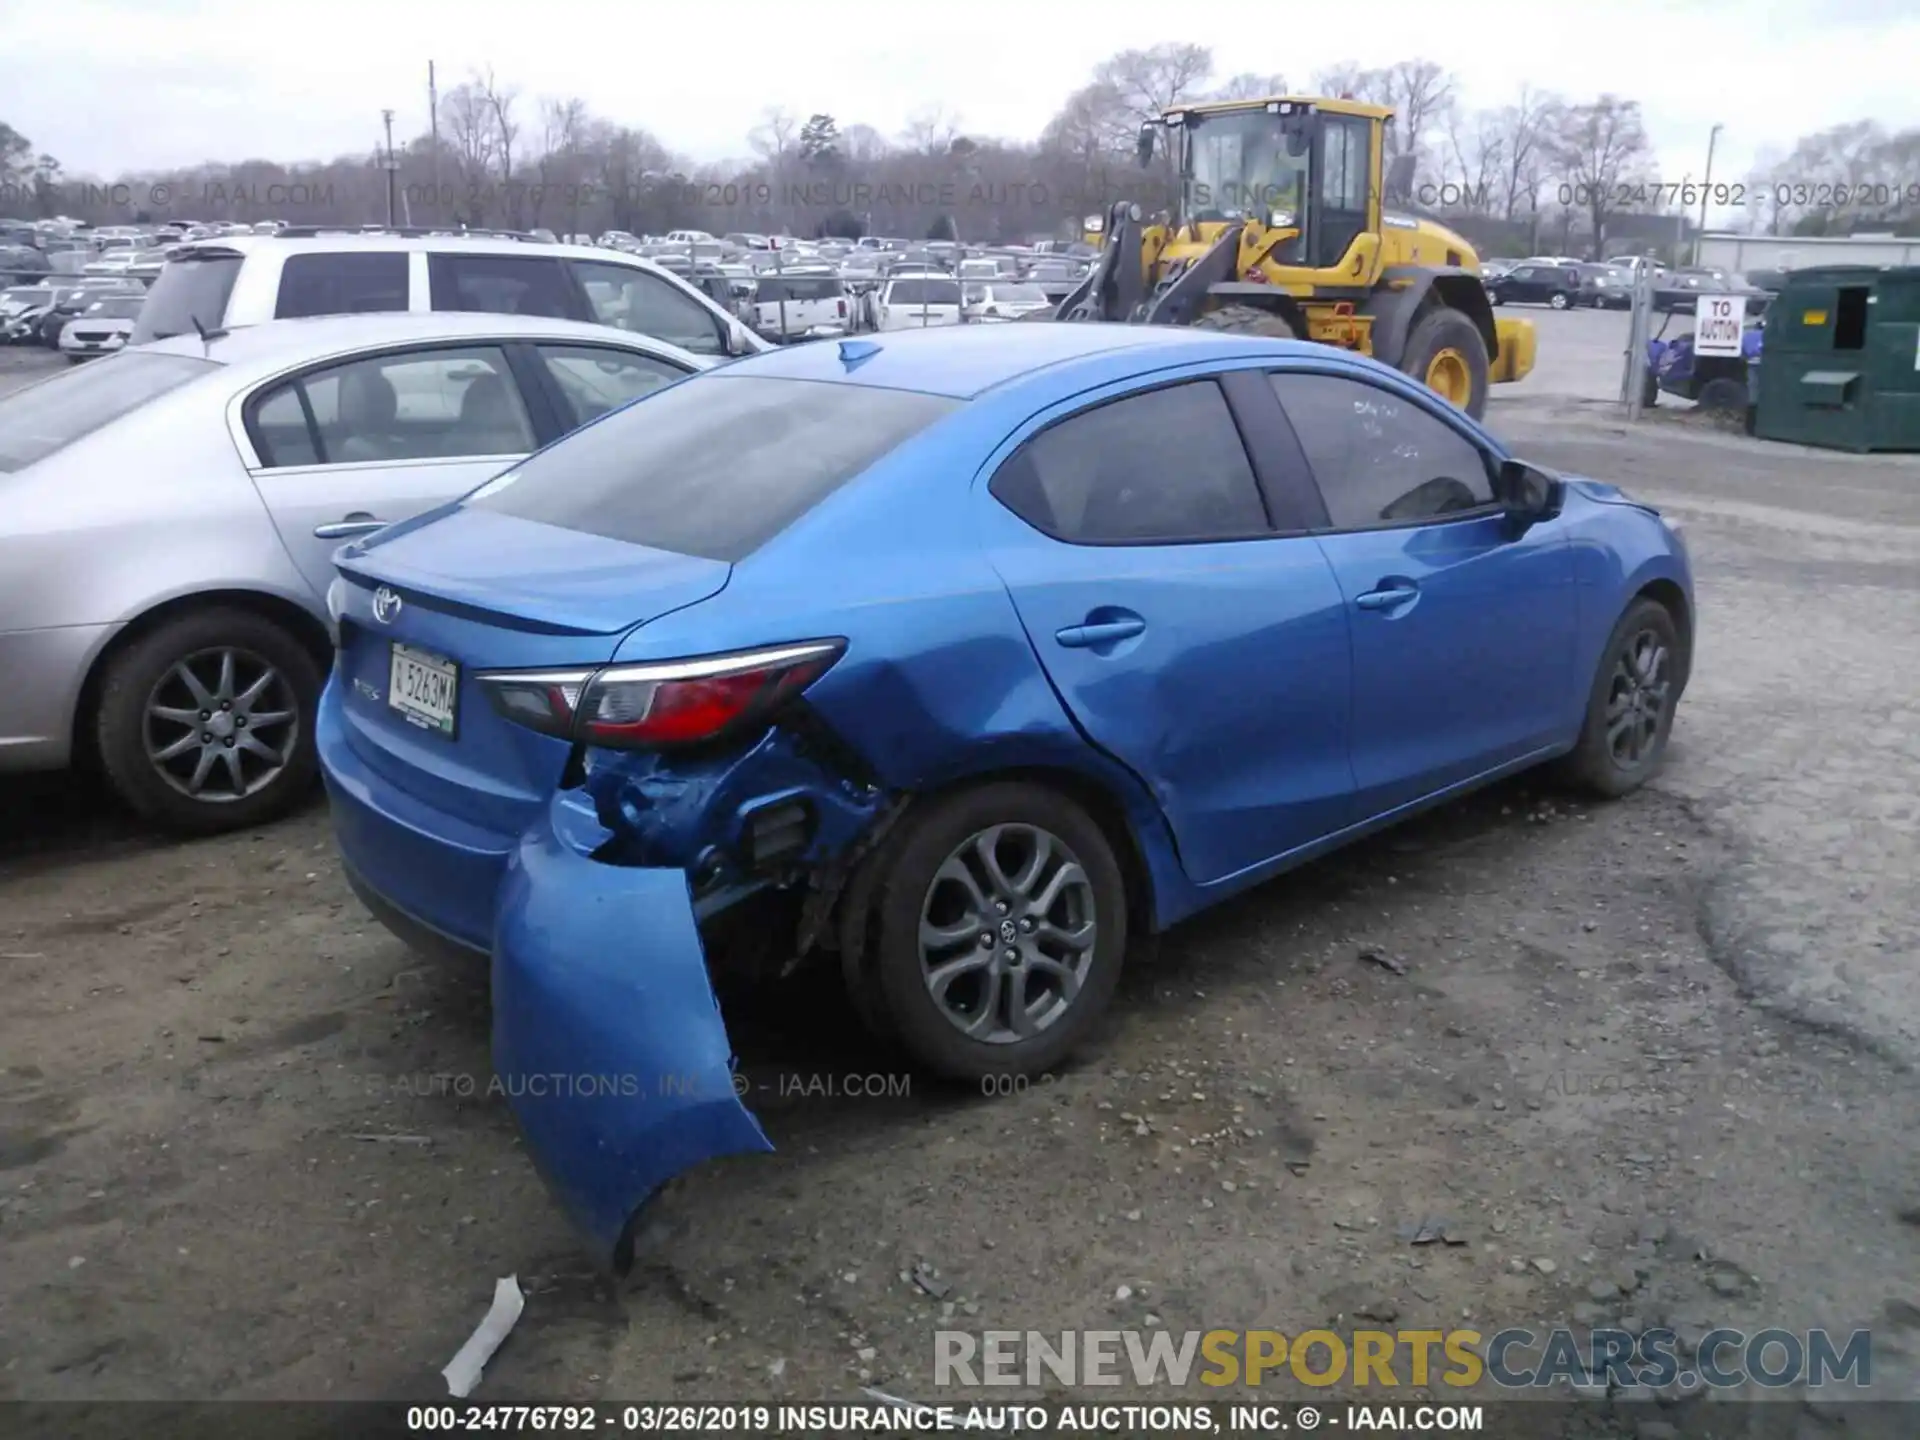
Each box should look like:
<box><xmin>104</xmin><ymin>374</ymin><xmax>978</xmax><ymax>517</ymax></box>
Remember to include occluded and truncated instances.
<box><xmin>427</xmin><ymin>252</ymin><xmax>584</xmax><ymax>321</ymax></box>
<box><xmin>1268</xmin><ymin>369</ymin><xmax>1578</xmax><ymax>815</ymax></box>
<box><xmin>979</xmin><ymin>373</ymin><xmax>1356</xmax><ymax>886</ymax></box>
<box><xmin>239</xmin><ymin>342</ymin><xmax>542</xmax><ymax>596</ymax></box>
<box><xmin>568</xmin><ymin>259</ymin><xmax>731</xmax><ymax>357</ymax></box>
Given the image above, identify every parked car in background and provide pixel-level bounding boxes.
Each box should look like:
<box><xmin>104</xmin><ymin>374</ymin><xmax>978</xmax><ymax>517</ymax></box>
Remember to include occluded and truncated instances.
<box><xmin>33</xmin><ymin>279</ymin><xmax>146</xmax><ymax>346</ymax></box>
<box><xmin>0</xmin><ymin>313</ymin><xmax>709</xmax><ymax>833</ymax></box>
<box><xmin>316</xmin><ymin>323</ymin><xmax>1693</xmax><ymax>1268</ymax></box>
<box><xmin>1579</xmin><ymin>264</ymin><xmax>1634</xmax><ymax>310</ymax></box>
<box><xmin>59</xmin><ymin>293</ymin><xmax>146</xmax><ymax>360</ymax></box>
<box><xmin>1652</xmin><ymin>267</ymin><xmax>1769</xmax><ymax>317</ymax></box>
<box><xmin>131</xmin><ymin>231</ymin><xmax>768</xmax><ymax>360</ymax></box>
<box><xmin>961</xmin><ymin>280</ymin><xmax>1054</xmax><ymax>321</ymax></box>
<box><xmin>1486</xmin><ymin>263</ymin><xmax>1584</xmax><ymax>309</ymax></box>
<box><xmin>876</xmin><ymin>273</ymin><xmax>964</xmax><ymax>330</ymax></box>
<box><xmin>2</xmin><ymin>284</ymin><xmax>69</xmax><ymax>343</ymax></box>
<box><xmin>0</xmin><ymin>243</ymin><xmax>53</xmax><ymax>282</ymax></box>
<box><xmin>750</xmin><ymin>271</ymin><xmax>850</xmax><ymax>340</ymax></box>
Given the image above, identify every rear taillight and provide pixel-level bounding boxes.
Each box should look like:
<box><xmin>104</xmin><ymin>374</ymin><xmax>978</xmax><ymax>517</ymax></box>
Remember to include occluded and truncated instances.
<box><xmin>478</xmin><ymin>640</ymin><xmax>844</xmax><ymax>751</ymax></box>
<box><xmin>837</xmin><ymin>299</ymin><xmax>847</xmax><ymax>317</ymax></box>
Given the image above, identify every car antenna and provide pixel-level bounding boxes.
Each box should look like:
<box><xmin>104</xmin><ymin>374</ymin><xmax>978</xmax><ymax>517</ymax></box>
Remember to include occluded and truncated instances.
<box><xmin>190</xmin><ymin>315</ymin><xmax>228</xmax><ymax>351</ymax></box>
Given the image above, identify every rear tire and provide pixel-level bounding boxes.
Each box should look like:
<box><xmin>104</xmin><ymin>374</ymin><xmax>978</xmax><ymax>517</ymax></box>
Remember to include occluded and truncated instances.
<box><xmin>94</xmin><ymin>606</ymin><xmax>324</xmax><ymax>836</ymax></box>
<box><xmin>1401</xmin><ymin>306</ymin><xmax>1491</xmax><ymax>420</ymax></box>
<box><xmin>1190</xmin><ymin>304</ymin><xmax>1302</xmax><ymax>339</ymax></box>
<box><xmin>1556</xmin><ymin>598</ymin><xmax>1681</xmax><ymax>799</ymax></box>
<box><xmin>1549</xmin><ymin>292</ymin><xmax>1571</xmax><ymax>309</ymax></box>
<box><xmin>1640</xmin><ymin>370</ymin><xmax>1660</xmax><ymax>408</ymax></box>
<box><xmin>853</xmin><ymin>782</ymin><xmax>1129</xmax><ymax>1081</ymax></box>
<box><xmin>1697</xmin><ymin>377</ymin><xmax>1746</xmax><ymax>413</ymax></box>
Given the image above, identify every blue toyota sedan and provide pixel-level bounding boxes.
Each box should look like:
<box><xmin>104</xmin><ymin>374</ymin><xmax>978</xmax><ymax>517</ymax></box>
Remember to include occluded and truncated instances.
<box><xmin>318</xmin><ymin>323</ymin><xmax>1692</xmax><ymax>1266</ymax></box>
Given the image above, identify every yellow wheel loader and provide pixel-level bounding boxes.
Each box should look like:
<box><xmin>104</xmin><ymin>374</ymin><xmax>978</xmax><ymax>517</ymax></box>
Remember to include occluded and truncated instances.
<box><xmin>1050</xmin><ymin>97</ymin><xmax>1536</xmax><ymax>419</ymax></box>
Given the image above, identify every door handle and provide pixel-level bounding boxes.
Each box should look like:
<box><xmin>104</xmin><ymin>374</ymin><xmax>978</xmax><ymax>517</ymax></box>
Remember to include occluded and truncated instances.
<box><xmin>314</xmin><ymin>517</ymin><xmax>389</xmax><ymax>539</ymax></box>
<box><xmin>1355</xmin><ymin>582</ymin><xmax>1419</xmax><ymax>611</ymax></box>
<box><xmin>1056</xmin><ymin>617</ymin><xmax>1147</xmax><ymax>648</ymax></box>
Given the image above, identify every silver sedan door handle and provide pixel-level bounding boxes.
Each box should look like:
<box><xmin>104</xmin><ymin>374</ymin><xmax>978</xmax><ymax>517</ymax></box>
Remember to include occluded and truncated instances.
<box><xmin>313</xmin><ymin>517</ymin><xmax>389</xmax><ymax>539</ymax></box>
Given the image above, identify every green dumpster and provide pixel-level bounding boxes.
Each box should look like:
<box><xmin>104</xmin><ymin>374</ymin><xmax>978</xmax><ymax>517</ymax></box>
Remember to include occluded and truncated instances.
<box><xmin>1752</xmin><ymin>265</ymin><xmax>1920</xmax><ymax>452</ymax></box>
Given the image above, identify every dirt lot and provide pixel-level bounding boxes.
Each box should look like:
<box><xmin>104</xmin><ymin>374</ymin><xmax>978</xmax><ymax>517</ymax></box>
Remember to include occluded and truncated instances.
<box><xmin>3</xmin><ymin>337</ymin><xmax>1919</xmax><ymax>1433</ymax></box>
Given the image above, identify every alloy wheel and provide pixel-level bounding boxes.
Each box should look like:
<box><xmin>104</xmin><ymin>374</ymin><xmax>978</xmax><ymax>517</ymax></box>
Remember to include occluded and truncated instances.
<box><xmin>143</xmin><ymin>646</ymin><xmax>300</xmax><ymax>802</ymax></box>
<box><xmin>916</xmin><ymin>823</ymin><xmax>1098</xmax><ymax>1044</ymax></box>
<box><xmin>1605</xmin><ymin>629</ymin><xmax>1671</xmax><ymax>768</ymax></box>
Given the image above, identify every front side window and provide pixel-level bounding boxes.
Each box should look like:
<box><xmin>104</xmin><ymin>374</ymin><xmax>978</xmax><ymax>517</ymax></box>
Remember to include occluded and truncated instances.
<box><xmin>571</xmin><ymin>261</ymin><xmax>724</xmax><ymax>355</ymax></box>
<box><xmin>248</xmin><ymin>344</ymin><xmax>533</xmax><ymax>468</ymax></box>
<box><xmin>1268</xmin><ymin>373</ymin><xmax>1493</xmax><ymax>529</ymax></box>
<box><xmin>990</xmin><ymin>380</ymin><xmax>1270</xmax><ymax>545</ymax></box>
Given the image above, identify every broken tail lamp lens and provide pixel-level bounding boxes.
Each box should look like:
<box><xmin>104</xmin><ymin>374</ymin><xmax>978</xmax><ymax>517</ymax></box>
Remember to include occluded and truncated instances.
<box><xmin>479</xmin><ymin>640</ymin><xmax>845</xmax><ymax>749</ymax></box>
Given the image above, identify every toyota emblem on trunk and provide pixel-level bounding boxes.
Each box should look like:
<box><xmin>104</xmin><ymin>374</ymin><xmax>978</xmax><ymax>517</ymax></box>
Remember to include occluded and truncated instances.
<box><xmin>371</xmin><ymin>587</ymin><xmax>403</xmax><ymax>624</ymax></box>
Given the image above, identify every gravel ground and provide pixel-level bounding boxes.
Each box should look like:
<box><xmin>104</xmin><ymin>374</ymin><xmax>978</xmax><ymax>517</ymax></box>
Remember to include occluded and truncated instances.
<box><xmin>2</xmin><ymin>335</ymin><xmax>1918</xmax><ymax>1435</ymax></box>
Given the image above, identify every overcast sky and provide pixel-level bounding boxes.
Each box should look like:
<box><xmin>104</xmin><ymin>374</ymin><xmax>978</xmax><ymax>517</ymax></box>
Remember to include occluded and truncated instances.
<box><xmin>4</xmin><ymin>0</ymin><xmax>1917</xmax><ymax>222</ymax></box>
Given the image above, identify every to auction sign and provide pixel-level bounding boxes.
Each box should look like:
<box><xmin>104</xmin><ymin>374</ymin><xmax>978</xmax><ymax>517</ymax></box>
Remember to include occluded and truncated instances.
<box><xmin>1695</xmin><ymin>294</ymin><xmax>1746</xmax><ymax>356</ymax></box>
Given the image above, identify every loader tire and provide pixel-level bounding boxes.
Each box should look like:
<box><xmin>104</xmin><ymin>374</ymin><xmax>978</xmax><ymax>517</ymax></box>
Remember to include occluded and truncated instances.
<box><xmin>1401</xmin><ymin>306</ymin><xmax>1491</xmax><ymax>420</ymax></box>
<box><xmin>1190</xmin><ymin>304</ymin><xmax>1302</xmax><ymax>339</ymax></box>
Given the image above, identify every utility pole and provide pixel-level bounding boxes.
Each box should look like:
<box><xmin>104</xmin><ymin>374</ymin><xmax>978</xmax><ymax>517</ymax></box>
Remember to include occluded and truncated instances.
<box><xmin>381</xmin><ymin>109</ymin><xmax>398</xmax><ymax>227</ymax></box>
<box><xmin>428</xmin><ymin>61</ymin><xmax>441</xmax><ymax>223</ymax></box>
<box><xmin>1695</xmin><ymin>123</ymin><xmax>1723</xmax><ymax>267</ymax></box>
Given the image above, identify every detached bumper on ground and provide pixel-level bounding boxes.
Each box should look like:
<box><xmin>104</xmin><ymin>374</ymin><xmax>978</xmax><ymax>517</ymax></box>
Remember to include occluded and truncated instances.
<box><xmin>490</xmin><ymin>804</ymin><xmax>771</xmax><ymax>1270</ymax></box>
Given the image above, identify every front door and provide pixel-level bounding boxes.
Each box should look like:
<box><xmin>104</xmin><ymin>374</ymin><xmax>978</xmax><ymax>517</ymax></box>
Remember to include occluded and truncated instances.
<box><xmin>979</xmin><ymin>376</ymin><xmax>1355</xmax><ymax>885</ymax></box>
<box><xmin>1268</xmin><ymin>370</ymin><xmax>1578</xmax><ymax>816</ymax></box>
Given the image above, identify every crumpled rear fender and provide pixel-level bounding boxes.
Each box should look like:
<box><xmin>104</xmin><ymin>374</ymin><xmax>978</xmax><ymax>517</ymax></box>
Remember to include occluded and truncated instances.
<box><xmin>492</xmin><ymin>804</ymin><xmax>771</xmax><ymax>1272</ymax></box>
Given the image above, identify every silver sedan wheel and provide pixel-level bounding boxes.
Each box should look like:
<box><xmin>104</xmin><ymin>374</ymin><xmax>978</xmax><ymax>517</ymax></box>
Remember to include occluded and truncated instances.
<box><xmin>143</xmin><ymin>646</ymin><xmax>300</xmax><ymax>802</ymax></box>
<box><xmin>917</xmin><ymin>823</ymin><xmax>1098</xmax><ymax>1045</ymax></box>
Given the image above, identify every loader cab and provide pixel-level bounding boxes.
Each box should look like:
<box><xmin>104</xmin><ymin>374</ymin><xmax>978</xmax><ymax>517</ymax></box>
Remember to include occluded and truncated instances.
<box><xmin>1151</xmin><ymin>98</ymin><xmax>1391</xmax><ymax>281</ymax></box>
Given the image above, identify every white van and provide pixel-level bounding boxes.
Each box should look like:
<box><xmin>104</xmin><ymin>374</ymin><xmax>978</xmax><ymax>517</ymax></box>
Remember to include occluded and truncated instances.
<box><xmin>129</xmin><ymin>231</ymin><xmax>767</xmax><ymax>359</ymax></box>
<box><xmin>751</xmin><ymin>271</ymin><xmax>849</xmax><ymax>340</ymax></box>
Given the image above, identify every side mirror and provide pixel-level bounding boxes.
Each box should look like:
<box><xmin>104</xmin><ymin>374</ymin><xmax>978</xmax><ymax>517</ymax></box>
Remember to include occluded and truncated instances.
<box><xmin>1495</xmin><ymin>458</ymin><xmax>1557</xmax><ymax>525</ymax></box>
<box><xmin>1136</xmin><ymin>124</ymin><xmax>1157</xmax><ymax>169</ymax></box>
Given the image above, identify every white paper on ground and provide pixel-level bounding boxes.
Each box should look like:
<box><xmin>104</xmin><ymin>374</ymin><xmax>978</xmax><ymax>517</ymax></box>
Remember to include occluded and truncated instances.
<box><xmin>442</xmin><ymin>1275</ymin><xmax>525</xmax><ymax>1397</ymax></box>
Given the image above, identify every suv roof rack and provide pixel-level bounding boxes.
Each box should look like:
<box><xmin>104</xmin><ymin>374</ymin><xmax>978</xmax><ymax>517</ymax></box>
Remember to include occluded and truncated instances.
<box><xmin>269</xmin><ymin>225</ymin><xmax>546</xmax><ymax>242</ymax></box>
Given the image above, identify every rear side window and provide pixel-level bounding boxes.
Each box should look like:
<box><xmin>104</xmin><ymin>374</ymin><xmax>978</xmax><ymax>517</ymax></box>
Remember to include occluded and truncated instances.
<box><xmin>128</xmin><ymin>252</ymin><xmax>241</xmax><ymax>344</ymax></box>
<box><xmin>0</xmin><ymin>352</ymin><xmax>216</xmax><ymax>472</ymax></box>
<box><xmin>428</xmin><ymin>254</ymin><xmax>579</xmax><ymax>319</ymax></box>
<box><xmin>275</xmin><ymin>251</ymin><xmax>409</xmax><ymax>319</ymax></box>
<box><xmin>991</xmin><ymin>380</ymin><xmax>1269</xmax><ymax>544</ymax></box>
<box><xmin>468</xmin><ymin>375</ymin><xmax>959</xmax><ymax>562</ymax></box>
<box><xmin>573</xmin><ymin>261</ymin><xmax>726</xmax><ymax>355</ymax></box>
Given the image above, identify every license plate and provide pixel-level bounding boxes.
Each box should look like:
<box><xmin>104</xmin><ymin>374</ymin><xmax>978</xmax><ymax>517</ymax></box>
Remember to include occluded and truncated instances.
<box><xmin>388</xmin><ymin>643</ymin><xmax>458</xmax><ymax>736</ymax></box>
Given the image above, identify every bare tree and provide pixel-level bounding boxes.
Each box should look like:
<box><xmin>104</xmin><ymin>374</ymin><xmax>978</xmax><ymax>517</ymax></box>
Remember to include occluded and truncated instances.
<box><xmin>1383</xmin><ymin>59</ymin><xmax>1455</xmax><ymax>170</ymax></box>
<box><xmin>899</xmin><ymin>104</ymin><xmax>965</xmax><ymax>155</ymax></box>
<box><xmin>533</xmin><ymin>96</ymin><xmax>589</xmax><ymax>231</ymax></box>
<box><xmin>1548</xmin><ymin>95</ymin><xmax>1653</xmax><ymax>256</ymax></box>
<box><xmin>1208</xmin><ymin>72</ymin><xmax>1288</xmax><ymax>103</ymax></box>
<box><xmin>475</xmin><ymin>67</ymin><xmax>520</xmax><ymax>185</ymax></box>
<box><xmin>839</xmin><ymin>123</ymin><xmax>890</xmax><ymax>164</ymax></box>
<box><xmin>748</xmin><ymin>106</ymin><xmax>799</xmax><ymax>165</ymax></box>
<box><xmin>1095</xmin><ymin>43</ymin><xmax>1215</xmax><ymax>126</ymax></box>
<box><xmin>438</xmin><ymin>81</ymin><xmax>500</xmax><ymax>223</ymax></box>
<box><xmin>1444</xmin><ymin>107</ymin><xmax>1505</xmax><ymax>214</ymax></box>
<box><xmin>1491</xmin><ymin>85</ymin><xmax>1561</xmax><ymax>223</ymax></box>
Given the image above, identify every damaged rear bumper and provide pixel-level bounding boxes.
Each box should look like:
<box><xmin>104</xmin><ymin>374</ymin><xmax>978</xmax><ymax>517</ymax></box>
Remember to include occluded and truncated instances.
<box><xmin>491</xmin><ymin>802</ymin><xmax>771</xmax><ymax>1270</ymax></box>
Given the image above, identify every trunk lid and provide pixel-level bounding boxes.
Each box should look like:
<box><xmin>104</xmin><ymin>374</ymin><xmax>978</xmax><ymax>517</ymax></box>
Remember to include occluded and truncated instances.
<box><xmin>331</xmin><ymin>508</ymin><xmax>731</xmax><ymax>838</ymax></box>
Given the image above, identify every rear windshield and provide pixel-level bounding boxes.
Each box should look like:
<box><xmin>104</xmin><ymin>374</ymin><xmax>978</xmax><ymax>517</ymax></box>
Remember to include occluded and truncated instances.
<box><xmin>0</xmin><ymin>352</ymin><xmax>216</xmax><ymax>473</ymax></box>
<box><xmin>130</xmin><ymin>251</ymin><xmax>242</xmax><ymax>344</ymax></box>
<box><xmin>757</xmin><ymin>275</ymin><xmax>844</xmax><ymax>302</ymax></box>
<box><xmin>888</xmin><ymin>279</ymin><xmax>962</xmax><ymax>305</ymax></box>
<box><xmin>467</xmin><ymin>375</ymin><xmax>959</xmax><ymax>562</ymax></box>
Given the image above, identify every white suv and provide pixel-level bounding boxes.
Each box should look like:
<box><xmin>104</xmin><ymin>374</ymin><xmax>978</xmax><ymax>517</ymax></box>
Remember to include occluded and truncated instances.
<box><xmin>129</xmin><ymin>231</ymin><xmax>767</xmax><ymax>360</ymax></box>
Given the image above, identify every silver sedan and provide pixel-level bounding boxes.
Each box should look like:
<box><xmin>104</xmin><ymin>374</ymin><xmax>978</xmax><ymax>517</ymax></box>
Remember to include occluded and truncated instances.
<box><xmin>0</xmin><ymin>311</ymin><xmax>709</xmax><ymax>833</ymax></box>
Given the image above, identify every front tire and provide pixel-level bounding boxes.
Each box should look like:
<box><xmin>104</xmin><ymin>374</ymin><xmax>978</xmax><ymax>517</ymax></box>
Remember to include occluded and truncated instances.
<box><xmin>1549</xmin><ymin>292</ymin><xmax>1571</xmax><ymax>310</ymax></box>
<box><xmin>854</xmin><ymin>782</ymin><xmax>1129</xmax><ymax>1080</ymax></box>
<box><xmin>1557</xmin><ymin>598</ymin><xmax>1681</xmax><ymax>799</ymax></box>
<box><xmin>94</xmin><ymin>606</ymin><xmax>324</xmax><ymax>835</ymax></box>
<box><xmin>1696</xmin><ymin>376</ymin><xmax>1746</xmax><ymax>413</ymax></box>
<box><xmin>1401</xmin><ymin>306</ymin><xmax>1491</xmax><ymax>420</ymax></box>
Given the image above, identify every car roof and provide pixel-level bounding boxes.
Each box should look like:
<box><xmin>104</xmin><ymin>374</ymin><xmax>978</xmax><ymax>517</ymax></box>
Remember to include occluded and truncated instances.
<box><xmin>135</xmin><ymin>312</ymin><xmax>702</xmax><ymax>381</ymax></box>
<box><xmin>172</xmin><ymin>232</ymin><xmax>680</xmax><ymax>273</ymax></box>
<box><xmin>714</xmin><ymin>323</ymin><xmax>1321</xmax><ymax>400</ymax></box>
